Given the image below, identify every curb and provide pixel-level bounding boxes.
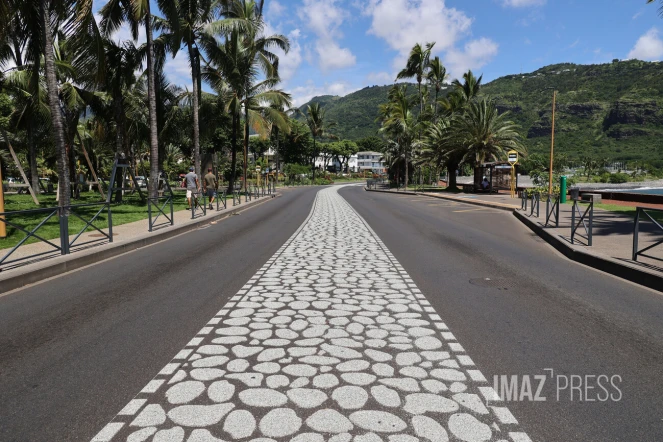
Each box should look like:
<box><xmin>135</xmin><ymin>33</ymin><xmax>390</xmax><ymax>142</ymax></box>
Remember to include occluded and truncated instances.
<box><xmin>514</xmin><ymin>210</ymin><xmax>663</xmax><ymax>293</ymax></box>
<box><xmin>0</xmin><ymin>194</ymin><xmax>280</xmax><ymax>294</ymax></box>
<box><xmin>365</xmin><ymin>187</ymin><xmax>518</xmax><ymax>211</ymax></box>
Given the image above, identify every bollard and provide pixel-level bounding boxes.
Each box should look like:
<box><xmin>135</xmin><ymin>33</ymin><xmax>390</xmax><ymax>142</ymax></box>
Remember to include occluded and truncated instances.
<box><xmin>560</xmin><ymin>176</ymin><xmax>567</xmax><ymax>204</ymax></box>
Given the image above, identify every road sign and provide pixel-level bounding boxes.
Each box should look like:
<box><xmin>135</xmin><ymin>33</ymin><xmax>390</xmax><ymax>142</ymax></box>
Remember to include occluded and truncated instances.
<box><xmin>508</xmin><ymin>150</ymin><xmax>519</xmax><ymax>165</ymax></box>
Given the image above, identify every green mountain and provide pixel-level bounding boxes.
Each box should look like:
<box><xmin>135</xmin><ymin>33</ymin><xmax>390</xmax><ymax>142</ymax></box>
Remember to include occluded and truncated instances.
<box><xmin>299</xmin><ymin>60</ymin><xmax>663</xmax><ymax>163</ymax></box>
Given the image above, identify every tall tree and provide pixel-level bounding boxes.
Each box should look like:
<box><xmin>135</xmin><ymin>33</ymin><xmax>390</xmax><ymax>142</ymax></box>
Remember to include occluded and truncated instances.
<box><xmin>426</xmin><ymin>56</ymin><xmax>447</xmax><ymax>120</ymax></box>
<box><xmin>378</xmin><ymin>85</ymin><xmax>417</xmax><ymax>190</ymax></box>
<box><xmin>100</xmin><ymin>0</ymin><xmax>179</xmax><ymax>198</ymax></box>
<box><xmin>41</xmin><ymin>0</ymin><xmax>71</xmax><ymax>207</ymax></box>
<box><xmin>396</xmin><ymin>42</ymin><xmax>434</xmax><ymax>113</ymax></box>
<box><xmin>305</xmin><ymin>102</ymin><xmax>337</xmax><ymax>181</ymax></box>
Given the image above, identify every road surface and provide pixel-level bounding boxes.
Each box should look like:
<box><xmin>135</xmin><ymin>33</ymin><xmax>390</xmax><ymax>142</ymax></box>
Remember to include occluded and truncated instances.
<box><xmin>0</xmin><ymin>185</ymin><xmax>661</xmax><ymax>442</ymax></box>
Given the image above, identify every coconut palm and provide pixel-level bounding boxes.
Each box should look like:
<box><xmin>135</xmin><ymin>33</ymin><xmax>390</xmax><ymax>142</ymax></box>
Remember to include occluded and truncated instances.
<box><xmin>452</xmin><ymin>70</ymin><xmax>482</xmax><ymax>103</ymax></box>
<box><xmin>426</xmin><ymin>56</ymin><xmax>447</xmax><ymax>120</ymax></box>
<box><xmin>156</xmin><ymin>0</ymin><xmax>225</xmax><ymax>179</ymax></box>
<box><xmin>378</xmin><ymin>85</ymin><xmax>418</xmax><ymax>190</ymax></box>
<box><xmin>305</xmin><ymin>102</ymin><xmax>338</xmax><ymax>181</ymax></box>
<box><xmin>100</xmin><ymin>0</ymin><xmax>179</xmax><ymax>198</ymax></box>
<box><xmin>396</xmin><ymin>42</ymin><xmax>434</xmax><ymax>113</ymax></box>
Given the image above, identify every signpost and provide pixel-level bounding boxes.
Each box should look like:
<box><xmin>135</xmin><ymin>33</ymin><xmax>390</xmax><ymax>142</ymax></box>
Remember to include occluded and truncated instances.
<box><xmin>508</xmin><ymin>150</ymin><xmax>519</xmax><ymax>198</ymax></box>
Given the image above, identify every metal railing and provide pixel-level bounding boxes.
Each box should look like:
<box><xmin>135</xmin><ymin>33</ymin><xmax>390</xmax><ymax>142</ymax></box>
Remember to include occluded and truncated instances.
<box><xmin>520</xmin><ymin>191</ymin><xmax>528</xmax><ymax>211</ymax></box>
<box><xmin>528</xmin><ymin>192</ymin><xmax>540</xmax><ymax>218</ymax></box>
<box><xmin>214</xmin><ymin>190</ymin><xmax>227</xmax><ymax>211</ymax></box>
<box><xmin>148</xmin><ymin>194</ymin><xmax>174</xmax><ymax>232</ymax></box>
<box><xmin>232</xmin><ymin>191</ymin><xmax>240</xmax><ymax>206</ymax></box>
<box><xmin>545</xmin><ymin>194</ymin><xmax>560</xmax><ymax>227</ymax></box>
<box><xmin>571</xmin><ymin>199</ymin><xmax>593</xmax><ymax>246</ymax></box>
<box><xmin>190</xmin><ymin>191</ymin><xmax>207</xmax><ymax>218</ymax></box>
<box><xmin>0</xmin><ymin>202</ymin><xmax>113</xmax><ymax>269</ymax></box>
<box><xmin>632</xmin><ymin>207</ymin><xmax>663</xmax><ymax>261</ymax></box>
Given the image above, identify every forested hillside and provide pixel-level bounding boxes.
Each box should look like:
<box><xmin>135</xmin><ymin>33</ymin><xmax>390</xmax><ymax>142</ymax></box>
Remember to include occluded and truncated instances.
<box><xmin>300</xmin><ymin>60</ymin><xmax>663</xmax><ymax>164</ymax></box>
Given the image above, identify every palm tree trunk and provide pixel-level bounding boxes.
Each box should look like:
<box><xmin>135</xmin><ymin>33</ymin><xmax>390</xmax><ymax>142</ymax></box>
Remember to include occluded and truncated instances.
<box><xmin>404</xmin><ymin>150</ymin><xmax>408</xmax><ymax>191</ymax></box>
<box><xmin>114</xmin><ymin>95</ymin><xmax>124</xmax><ymax>156</ymax></box>
<box><xmin>28</xmin><ymin>119</ymin><xmax>39</xmax><ymax>193</ymax></box>
<box><xmin>41</xmin><ymin>0</ymin><xmax>69</xmax><ymax>207</ymax></box>
<box><xmin>188</xmin><ymin>42</ymin><xmax>200</xmax><ymax>179</ymax></box>
<box><xmin>274</xmin><ymin>127</ymin><xmax>280</xmax><ymax>187</ymax></box>
<box><xmin>145</xmin><ymin>10</ymin><xmax>159</xmax><ymax>198</ymax></box>
<box><xmin>312</xmin><ymin>137</ymin><xmax>316</xmax><ymax>181</ymax></box>
<box><xmin>229</xmin><ymin>111</ymin><xmax>237</xmax><ymax>192</ymax></box>
<box><xmin>243</xmin><ymin>98</ymin><xmax>249</xmax><ymax>192</ymax></box>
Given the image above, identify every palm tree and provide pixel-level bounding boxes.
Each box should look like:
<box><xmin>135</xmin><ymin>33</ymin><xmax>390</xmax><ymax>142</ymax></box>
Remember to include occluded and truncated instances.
<box><xmin>452</xmin><ymin>99</ymin><xmax>525</xmax><ymax>188</ymax></box>
<box><xmin>452</xmin><ymin>70</ymin><xmax>482</xmax><ymax>103</ymax></box>
<box><xmin>305</xmin><ymin>102</ymin><xmax>337</xmax><ymax>181</ymax></box>
<box><xmin>100</xmin><ymin>0</ymin><xmax>178</xmax><ymax>198</ymax></box>
<box><xmin>396</xmin><ymin>42</ymin><xmax>434</xmax><ymax>113</ymax></box>
<box><xmin>156</xmin><ymin>0</ymin><xmax>223</xmax><ymax>179</ymax></box>
<box><xmin>41</xmin><ymin>0</ymin><xmax>71</xmax><ymax>207</ymax></box>
<box><xmin>426</xmin><ymin>56</ymin><xmax>447</xmax><ymax>120</ymax></box>
<box><xmin>378</xmin><ymin>85</ymin><xmax>418</xmax><ymax>190</ymax></box>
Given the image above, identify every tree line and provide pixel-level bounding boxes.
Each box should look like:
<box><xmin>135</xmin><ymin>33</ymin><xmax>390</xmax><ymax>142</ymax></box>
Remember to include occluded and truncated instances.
<box><xmin>377</xmin><ymin>42</ymin><xmax>525</xmax><ymax>190</ymax></box>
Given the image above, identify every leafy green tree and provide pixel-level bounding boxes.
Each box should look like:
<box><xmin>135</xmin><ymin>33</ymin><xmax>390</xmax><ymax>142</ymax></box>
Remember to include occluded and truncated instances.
<box><xmin>452</xmin><ymin>99</ymin><xmax>525</xmax><ymax>187</ymax></box>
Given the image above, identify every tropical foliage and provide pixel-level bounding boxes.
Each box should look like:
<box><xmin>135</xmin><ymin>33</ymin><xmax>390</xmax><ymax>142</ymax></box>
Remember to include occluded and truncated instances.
<box><xmin>0</xmin><ymin>0</ymin><xmax>294</xmax><ymax>206</ymax></box>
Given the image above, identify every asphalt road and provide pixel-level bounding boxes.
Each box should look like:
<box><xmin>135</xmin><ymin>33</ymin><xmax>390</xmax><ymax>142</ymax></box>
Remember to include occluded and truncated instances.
<box><xmin>340</xmin><ymin>186</ymin><xmax>663</xmax><ymax>442</ymax></box>
<box><xmin>1</xmin><ymin>184</ymin><xmax>662</xmax><ymax>442</ymax></box>
<box><xmin>0</xmin><ymin>186</ymin><xmax>319</xmax><ymax>442</ymax></box>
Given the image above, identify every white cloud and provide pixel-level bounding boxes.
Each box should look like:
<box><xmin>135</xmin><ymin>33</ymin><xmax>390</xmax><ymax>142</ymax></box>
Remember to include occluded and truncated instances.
<box><xmin>290</xmin><ymin>80</ymin><xmax>359</xmax><ymax>107</ymax></box>
<box><xmin>298</xmin><ymin>0</ymin><xmax>356</xmax><ymax>71</ymax></box>
<box><xmin>279</xmin><ymin>30</ymin><xmax>303</xmax><ymax>83</ymax></box>
<box><xmin>502</xmin><ymin>0</ymin><xmax>546</xmax><ymax>7</ymax></box>
<box><xmin>316</xmin><ymin>40</ymin><xmax>357</xmax><ymax>71</ymax></box>
<box><xmin>262</xmin><ymin>22</ymin><xmax>303</xmax><ymax>83</ymax></box>
<box><xmin>266</xmin><ymin>0</ymin><xmax>285</xmax><ymax>19</ymax></box>
<box><xmin>365</xmin><ymin>0</ymin><xmax>473</xmax><ymax>57</ymax></box>
<box><xmin>445</xmin><ymin>38</ymin><xmax>499</xmax><ymax>81</ymax></box>
<box><xmin>367</xmin><ymin>71</ymin><xmax>394</xmax><ymax>84</ymax></box>
<box><xmin>628</xmin><ymin>28</ymin><xmax>663</xmax><ymax>60</ymax></box>
<box><xmin>364</xmin><ymin>0</ymin><xmax>497</xmax><ymax>81</ymax></box>
<box><xmin>164</xmin><ymin>50</ymin><xmax>193</xmax><ymax>89</ymax></box>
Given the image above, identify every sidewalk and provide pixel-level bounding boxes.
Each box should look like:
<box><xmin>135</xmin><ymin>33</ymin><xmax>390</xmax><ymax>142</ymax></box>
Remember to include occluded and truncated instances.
<box><xmin>0</xmin><ymin>193</ymin><xmax>278</xmax><ymax>293</ymax></box>
<box><xmin>367</xmin><ymin>187</ymin><xmax>521</xmax><ymax>210</ymax></box>
<box><xmin>366</xmin><ymin>187</ymin><xmax>663</xmax><ymax>291</ymax></box>
<box><xmin>515</xmin><ymin>201</ymin><xmax>663</xmax><ymax>291</ymax></box>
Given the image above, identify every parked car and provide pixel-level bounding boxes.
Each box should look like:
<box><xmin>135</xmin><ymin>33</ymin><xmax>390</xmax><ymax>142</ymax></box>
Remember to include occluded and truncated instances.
<box><xmin>135</xmin><ymin>176</ymin><xmax>147</xmax><ymax>188</ymax></box>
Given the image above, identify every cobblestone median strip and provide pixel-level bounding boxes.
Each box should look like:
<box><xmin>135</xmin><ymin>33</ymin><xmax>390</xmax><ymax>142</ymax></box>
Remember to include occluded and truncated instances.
<box><xmin>92</xmin><ymin>185</ymin><xmax>531</xmax><ymax>442</ymax></box>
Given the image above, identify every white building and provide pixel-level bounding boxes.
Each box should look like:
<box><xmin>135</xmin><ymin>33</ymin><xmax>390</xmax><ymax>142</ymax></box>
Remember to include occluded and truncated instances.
<box><xmin>356</xmin><ymin>151</ymin><xmax>386</xmax><ymax>173</ymax></box>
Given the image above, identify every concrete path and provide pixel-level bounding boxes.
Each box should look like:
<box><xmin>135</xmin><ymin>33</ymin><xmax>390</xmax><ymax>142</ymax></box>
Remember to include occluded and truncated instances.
<box><xmin>93</xmin><ymin>185</ymin><xmax>530</xmax><ymax>442</ymax></box>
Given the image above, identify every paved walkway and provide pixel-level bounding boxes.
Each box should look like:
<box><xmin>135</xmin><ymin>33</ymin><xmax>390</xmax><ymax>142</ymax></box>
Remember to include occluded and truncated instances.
<box><xmin>0</xmin><ymin>195</ymin><xmax>270</xmax><ymax>273</ymax></box>
<box><xmin>92</xmin><ymin>186</ymin><xmax>530</xmax><ymax>442</ymax></box>
<box><xmin>519</xmin><ymin>200</ymin><xmax>663</xmax><ymax>273</ymax></box>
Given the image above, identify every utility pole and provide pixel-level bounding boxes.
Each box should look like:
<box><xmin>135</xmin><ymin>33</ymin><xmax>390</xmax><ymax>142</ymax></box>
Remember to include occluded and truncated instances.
<box><xmin>549</xmin><ymin>90</ymin><xmax>556</xmax><ymax>195</ymax></box>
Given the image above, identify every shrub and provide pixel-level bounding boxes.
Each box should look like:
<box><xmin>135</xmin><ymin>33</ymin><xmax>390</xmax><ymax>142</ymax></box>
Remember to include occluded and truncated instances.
<box><xmin>608</xmin><ymin>173</ymin><xmax>629</xmax><ymax>184</ymax></box>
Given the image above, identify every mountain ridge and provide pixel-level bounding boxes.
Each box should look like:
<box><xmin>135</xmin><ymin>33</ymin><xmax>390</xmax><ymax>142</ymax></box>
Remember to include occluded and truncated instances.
<box><xmin>298</xmin><ymin>60</ymin><xmax>663</xmax><ymax>164</ymax></box>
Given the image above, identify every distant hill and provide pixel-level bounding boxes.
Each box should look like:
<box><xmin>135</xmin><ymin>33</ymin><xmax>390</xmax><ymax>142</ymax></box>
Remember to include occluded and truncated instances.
<box><xmin>298</xmin><ymin>60</ymin><xmax>663</xmax><ymax>163</ymax></box>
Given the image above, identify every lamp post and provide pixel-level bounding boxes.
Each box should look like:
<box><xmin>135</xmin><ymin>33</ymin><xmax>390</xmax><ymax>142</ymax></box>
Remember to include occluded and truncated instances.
<box><xmin>549</xmin><ymin>90</ymin><xmax>557</xmax><ymax>195</ymax></box>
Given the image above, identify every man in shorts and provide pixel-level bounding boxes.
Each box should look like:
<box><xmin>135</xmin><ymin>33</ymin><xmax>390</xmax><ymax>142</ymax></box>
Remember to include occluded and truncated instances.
<box><xmin>183</xmin><ymin>166</ymin><xmax>199</xmax><ymax>210</ymax></box>
<box><xmin>203</xmin><ymin>167</ymin><xmax>217</xmax><ymax>210</ymax></box>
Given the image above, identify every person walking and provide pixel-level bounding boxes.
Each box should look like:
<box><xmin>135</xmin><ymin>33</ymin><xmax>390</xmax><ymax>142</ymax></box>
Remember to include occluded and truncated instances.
<box><xmin>203</xmin><ymin>167</ymin><xmax>217</xmax><ymax>210</ymax></box>
<box><xmin>183</xmin><ymin>166</ymin><xmax>199</xmax><ymax>210</ymax></box>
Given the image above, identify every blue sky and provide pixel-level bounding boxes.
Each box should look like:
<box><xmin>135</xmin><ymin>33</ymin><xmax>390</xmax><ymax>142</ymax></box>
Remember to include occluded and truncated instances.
<box><xmin>97</xmin><ymin>1</ymin><xmax>663</xmax><ymax>106</ymax></box>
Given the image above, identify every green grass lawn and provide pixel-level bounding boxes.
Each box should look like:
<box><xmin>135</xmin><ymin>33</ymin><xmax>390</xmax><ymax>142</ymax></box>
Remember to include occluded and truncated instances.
<box><xmin>0</xmin><ymin>189</ymin><xmax>230</xmax><ymax>250</ymax></box>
